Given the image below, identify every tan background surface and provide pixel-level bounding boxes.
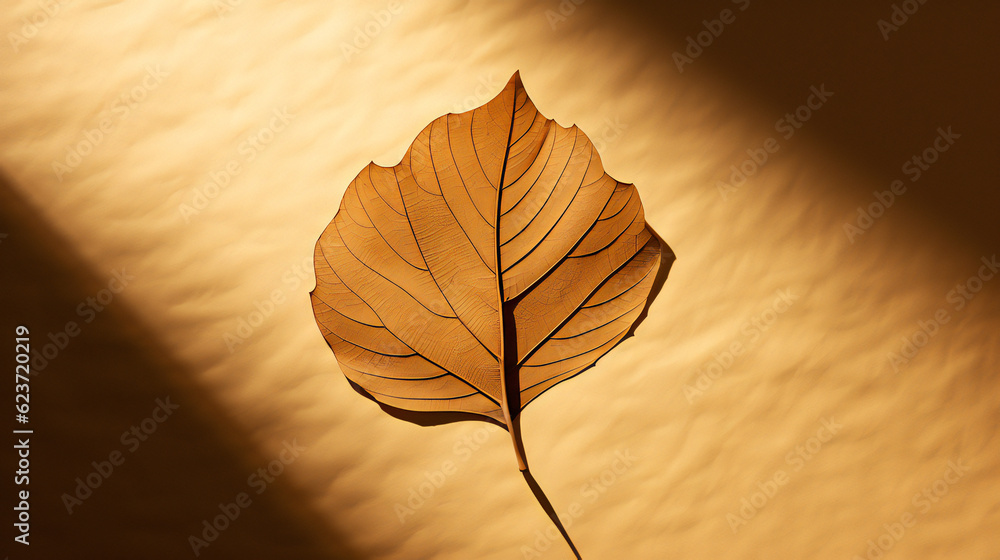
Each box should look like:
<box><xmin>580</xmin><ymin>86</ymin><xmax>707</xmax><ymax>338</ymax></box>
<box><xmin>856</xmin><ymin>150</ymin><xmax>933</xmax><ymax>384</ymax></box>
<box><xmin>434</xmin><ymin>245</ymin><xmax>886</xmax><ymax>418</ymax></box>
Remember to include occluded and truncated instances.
<box><xmin>1</xmin><ymin>1</ymin><xmax>998</xmax><ymax>558</ymax></box>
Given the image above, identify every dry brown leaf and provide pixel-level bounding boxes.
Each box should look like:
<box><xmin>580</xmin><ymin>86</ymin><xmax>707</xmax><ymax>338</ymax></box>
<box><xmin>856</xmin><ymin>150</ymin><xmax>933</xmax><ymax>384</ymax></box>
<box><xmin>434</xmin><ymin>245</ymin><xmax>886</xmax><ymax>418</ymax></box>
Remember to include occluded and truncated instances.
<box><xmin>311</xmin><ymin>72</ymin><xmax>672</xmax><ymax>474</ymax></box>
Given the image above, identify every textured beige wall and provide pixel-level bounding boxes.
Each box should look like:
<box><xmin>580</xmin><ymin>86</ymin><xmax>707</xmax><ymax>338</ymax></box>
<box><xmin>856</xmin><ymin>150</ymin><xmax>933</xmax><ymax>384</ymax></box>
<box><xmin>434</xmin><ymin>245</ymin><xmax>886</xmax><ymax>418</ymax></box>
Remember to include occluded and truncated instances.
<box><xmin>1</xmin><ymin>1</ymin><xmax>998</xmax><ymax>558</ymax></box>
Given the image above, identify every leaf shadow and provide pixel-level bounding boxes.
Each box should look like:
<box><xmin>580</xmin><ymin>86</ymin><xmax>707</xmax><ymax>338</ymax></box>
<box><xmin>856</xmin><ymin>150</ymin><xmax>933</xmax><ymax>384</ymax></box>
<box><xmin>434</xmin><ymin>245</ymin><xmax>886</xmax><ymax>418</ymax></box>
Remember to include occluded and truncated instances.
<box><xmin>341</xmin><ymin>232</ymin><xmax>674</xmax><ymax>560</ymax></box>
<box><xmin>343</xmin><ymin>381</ymin><xmax>582</xmax><ymax>557</ymax></box>
<box><xmin>344</xmin><ymin>378</ymin><xmax>509</xmax><ymax>429</ymax></box>
<box><xmin>346</xmin><ymin>230</ymin><xmax>675</xmax><ymax>433</ymax></box>
<box><xmin>511</xmin><ymin>229</ymin><xmax>677</xmax><ymax>413</ymax></box>
<box><xmin>521</xmin><ymin>463</ymin><xmax>584</xmax><ymax>560</ymax></box>
<box><xmin>626</xmin><ymin>228</ymin><xmax>676</xmax><ymax>339</ymax></box>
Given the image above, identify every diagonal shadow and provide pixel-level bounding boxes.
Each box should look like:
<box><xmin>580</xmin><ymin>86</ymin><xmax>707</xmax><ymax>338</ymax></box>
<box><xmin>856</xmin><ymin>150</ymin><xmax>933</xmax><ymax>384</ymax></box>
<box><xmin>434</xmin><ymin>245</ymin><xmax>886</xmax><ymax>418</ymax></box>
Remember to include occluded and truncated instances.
<box><xmin>0</xmin><ymin>170</ymin><xmax>364</xmax><ymax>559</ymax></box>
<box><xmin>589</xmin><ymin>0</ymin><xmax>1000</xmax><ymax>250</ymax></box>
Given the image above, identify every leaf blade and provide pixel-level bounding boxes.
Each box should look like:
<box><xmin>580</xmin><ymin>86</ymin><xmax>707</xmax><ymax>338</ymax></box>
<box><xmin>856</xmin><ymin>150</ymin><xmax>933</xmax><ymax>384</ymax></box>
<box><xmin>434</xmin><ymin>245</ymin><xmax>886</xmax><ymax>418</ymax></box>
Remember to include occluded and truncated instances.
<box><xmin>311</xmin><ymin>71</ymin><xmax>671</xmax><ymax>447</ymax></box>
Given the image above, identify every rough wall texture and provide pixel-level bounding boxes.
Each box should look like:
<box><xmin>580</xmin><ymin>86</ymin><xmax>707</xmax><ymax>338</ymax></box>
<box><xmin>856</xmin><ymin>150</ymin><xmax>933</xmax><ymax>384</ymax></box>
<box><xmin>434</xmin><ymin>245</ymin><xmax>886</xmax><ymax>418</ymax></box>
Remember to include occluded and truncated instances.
<box><xmin>1</xmin><ymin>1</ymin><xmax>997</xmax><ymax>558</ymax></box>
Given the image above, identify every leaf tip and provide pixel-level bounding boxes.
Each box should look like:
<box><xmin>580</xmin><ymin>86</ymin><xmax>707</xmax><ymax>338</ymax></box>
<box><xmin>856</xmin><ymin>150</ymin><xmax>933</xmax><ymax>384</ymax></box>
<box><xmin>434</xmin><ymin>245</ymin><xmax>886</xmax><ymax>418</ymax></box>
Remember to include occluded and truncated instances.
<box><xmin>504</xmin><ymin>70</ymin><xmax>524</xmax><ymax>92</ymax></box>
